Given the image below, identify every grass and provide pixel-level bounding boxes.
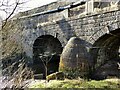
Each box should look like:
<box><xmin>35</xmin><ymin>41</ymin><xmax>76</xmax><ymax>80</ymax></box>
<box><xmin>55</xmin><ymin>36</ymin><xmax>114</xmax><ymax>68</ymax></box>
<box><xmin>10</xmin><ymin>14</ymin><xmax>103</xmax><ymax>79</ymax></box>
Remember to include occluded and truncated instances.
<box><xmin>28</xmin><ymin>78</ymin><xmax>120</xmax><ymax>89</ymax></box>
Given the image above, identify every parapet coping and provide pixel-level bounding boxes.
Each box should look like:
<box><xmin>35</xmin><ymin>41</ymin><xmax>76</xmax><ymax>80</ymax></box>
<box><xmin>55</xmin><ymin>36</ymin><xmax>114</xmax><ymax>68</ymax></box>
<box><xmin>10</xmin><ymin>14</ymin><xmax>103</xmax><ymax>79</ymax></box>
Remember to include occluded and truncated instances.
<box><xmin>11</xmin><ymin>5</ymin><xmax>120</xmax><ymax>28</ymax></box>
<box><xmin>36</xmin><ymin>6</ymin><xmax>120</xmax><ymax>27</ymax></box>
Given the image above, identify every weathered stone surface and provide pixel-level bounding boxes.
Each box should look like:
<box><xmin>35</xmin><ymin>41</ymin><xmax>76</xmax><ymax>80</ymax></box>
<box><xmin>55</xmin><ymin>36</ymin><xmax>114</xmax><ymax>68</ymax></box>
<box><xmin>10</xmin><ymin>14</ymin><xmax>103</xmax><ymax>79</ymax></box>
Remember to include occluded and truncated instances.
<box><xmin>59</xmin><ymin>37</ymin><xmax>89</xmax><ymax>79</ymax></box>
<box><xmin>46</xmin><ymin>72</ymin><xmax>64</xmax><ymax>81</ymax></box>
<box><xmin>1</xmin><ymin>0</ymin><xmax>120</xmax><ymax>80</ymax></box>
<box><xmin>34</xmin><ymin>74</ymin><xmax>43</xmax><ymax>79</ymax></box>
<box><xmin>91</xmin><ymin>61</ymin><xmax>120</xmax><ymax>80</ymax></box>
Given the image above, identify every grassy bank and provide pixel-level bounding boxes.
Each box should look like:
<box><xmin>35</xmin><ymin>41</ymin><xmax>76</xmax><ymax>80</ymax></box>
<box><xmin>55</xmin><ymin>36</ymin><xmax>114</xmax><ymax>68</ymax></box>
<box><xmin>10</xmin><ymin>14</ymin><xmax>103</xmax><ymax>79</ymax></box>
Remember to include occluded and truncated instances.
<box><xmin>28</xmin><ymin>78</ymin><xmax>120</xmax><ymax>89</ymax></box>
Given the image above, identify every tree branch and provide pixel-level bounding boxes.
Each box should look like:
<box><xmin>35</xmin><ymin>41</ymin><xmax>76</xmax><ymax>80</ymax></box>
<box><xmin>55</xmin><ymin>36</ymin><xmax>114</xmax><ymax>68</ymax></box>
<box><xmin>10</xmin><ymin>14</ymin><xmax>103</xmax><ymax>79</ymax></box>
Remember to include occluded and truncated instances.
<box><xmin>2</xmin><ymin>2</ymin><xmax>19</xmax><ymax>29</ymax></box>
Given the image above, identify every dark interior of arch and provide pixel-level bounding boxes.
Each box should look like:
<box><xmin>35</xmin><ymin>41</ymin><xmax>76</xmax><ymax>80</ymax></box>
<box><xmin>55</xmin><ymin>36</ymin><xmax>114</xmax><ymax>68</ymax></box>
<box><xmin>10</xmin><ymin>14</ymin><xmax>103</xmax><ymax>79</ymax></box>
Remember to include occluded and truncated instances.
<box><xmin>90</xmin><ymin>29</ymin><xmax>120</xmax><ymax>80</ymax></box>
<box><xmin>33</xmin><ymin>35</ymin><xmax>63</xmax><ymax>79</ymax></box>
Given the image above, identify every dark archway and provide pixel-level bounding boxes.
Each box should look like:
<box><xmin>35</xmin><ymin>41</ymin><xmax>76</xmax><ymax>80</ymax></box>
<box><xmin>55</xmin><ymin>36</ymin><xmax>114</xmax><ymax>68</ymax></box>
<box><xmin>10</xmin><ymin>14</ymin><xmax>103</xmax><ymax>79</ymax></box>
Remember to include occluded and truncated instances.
<box><xmin>33</xmin><ymin>35</ymin><xmax>63</xmax><ymax>79</ymax></box>
<box><xmin>90</xmin><ymin>29</ymin><xmax>120</xmax><ymax>80</ymax></box>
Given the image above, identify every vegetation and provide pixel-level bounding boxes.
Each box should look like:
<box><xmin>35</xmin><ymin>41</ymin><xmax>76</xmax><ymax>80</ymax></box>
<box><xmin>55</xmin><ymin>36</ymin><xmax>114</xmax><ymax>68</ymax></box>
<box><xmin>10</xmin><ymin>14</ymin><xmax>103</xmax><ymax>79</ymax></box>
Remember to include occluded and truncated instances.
<box><xmin>28</xmin><ymin>78</ymin><xmax>120</xmax><ymax>89</ymax></box>
<box><xmin>39</xmin><ymin>51</ymin><xmax>56</xmax><ymax>79</ymax></box>
<box><xmin>59</xmin><ymin>66</ymin><xmax>89</xmax><ymax>79</ymax></box>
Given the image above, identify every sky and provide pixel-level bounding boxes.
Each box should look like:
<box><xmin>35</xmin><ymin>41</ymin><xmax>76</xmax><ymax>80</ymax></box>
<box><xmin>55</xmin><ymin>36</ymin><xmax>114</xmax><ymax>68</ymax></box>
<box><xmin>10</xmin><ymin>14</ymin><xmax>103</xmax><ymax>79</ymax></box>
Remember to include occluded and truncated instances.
<box><xmin>0</xmin><ymin>0</ymin><xmax>57</xmax><ymax>19</ymax></box>
<box><xmin>23</xmin><ymin>0</ymin><xmax>57</xmax><ymax>11</ymax></box>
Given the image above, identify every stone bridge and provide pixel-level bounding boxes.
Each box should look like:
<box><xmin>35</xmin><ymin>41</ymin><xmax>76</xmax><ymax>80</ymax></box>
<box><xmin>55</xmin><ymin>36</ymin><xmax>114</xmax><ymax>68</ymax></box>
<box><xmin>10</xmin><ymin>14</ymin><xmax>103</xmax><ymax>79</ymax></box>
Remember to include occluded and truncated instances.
<box><xmin>1</xmin><ymin>0</ymin><xmax>120</xmax><ymax>79</ymax></box>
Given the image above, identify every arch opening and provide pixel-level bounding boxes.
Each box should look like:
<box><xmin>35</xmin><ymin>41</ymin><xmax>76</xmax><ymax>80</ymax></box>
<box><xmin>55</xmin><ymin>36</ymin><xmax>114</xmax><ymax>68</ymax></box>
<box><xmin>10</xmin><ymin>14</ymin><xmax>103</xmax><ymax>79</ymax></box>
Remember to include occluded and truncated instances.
<box><xmin>33</xmin><ymin>35</ymin><xmax>63</xmax><ymax>79</ymax></box>
<box><xmin>90</xmin><ymin>29</ymin><xmax>120</xmax><ymax>80</ymax></box>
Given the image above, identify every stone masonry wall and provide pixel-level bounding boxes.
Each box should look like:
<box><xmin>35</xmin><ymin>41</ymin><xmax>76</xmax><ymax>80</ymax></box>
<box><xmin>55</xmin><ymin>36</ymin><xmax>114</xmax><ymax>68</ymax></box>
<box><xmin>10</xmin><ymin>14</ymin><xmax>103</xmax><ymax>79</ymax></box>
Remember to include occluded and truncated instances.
<box><xmin>17</xmin><ymin>9</ymin><xmax>120</xmax><ymax>60</ymax></box>
<box><xmin>1</xmin><ymin>1</ymin><xmax>120</xmax><ymax>77</ymax></box>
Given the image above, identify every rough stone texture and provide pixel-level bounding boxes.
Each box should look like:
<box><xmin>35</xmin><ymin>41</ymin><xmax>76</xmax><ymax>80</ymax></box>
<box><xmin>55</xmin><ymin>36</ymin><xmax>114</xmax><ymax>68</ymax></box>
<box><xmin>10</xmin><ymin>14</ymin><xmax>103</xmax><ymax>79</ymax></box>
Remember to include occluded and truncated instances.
<box><xmin>46</xmin><ymin>72</ymin><xmax>64</xmax><ymax>81</ymax></box>
<box><xmin>59</xmin><ymin>37</ymin><xmax>89</xmax><ymax>78</ymax></box>
<box><xmin>91</xmin><ymin>61</ymin><xmax>120</xmax><ymax>80</ymax></box>
<box><xmin>1</xmin><ymin>0</ymin><xmax>120</xmax><ymax>79</ymax></box>
<box><xmin>69</xmin><ymin>5</ymin><xmax>85</xmax><ymax>17</ymax></box>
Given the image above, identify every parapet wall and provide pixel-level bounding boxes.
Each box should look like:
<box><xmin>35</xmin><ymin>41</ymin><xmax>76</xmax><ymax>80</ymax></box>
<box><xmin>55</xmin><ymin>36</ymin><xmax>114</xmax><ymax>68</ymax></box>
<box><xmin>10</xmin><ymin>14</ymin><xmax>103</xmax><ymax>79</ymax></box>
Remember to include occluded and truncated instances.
<box><xmin>13</xmin><ymin>1</ymin><xmax>73</xmax><ymax>18</ymax></box>
<box><xmin>13</xmin><ymin>0</ymin><xmax>120</xmax><ymax>25</ymax></box>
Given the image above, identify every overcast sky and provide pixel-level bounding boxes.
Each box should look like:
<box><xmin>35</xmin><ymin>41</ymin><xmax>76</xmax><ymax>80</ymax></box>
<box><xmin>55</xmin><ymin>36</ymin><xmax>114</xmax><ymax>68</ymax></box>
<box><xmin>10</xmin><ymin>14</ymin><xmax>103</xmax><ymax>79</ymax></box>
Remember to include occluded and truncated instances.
<box><xmin>24</xmin><ymin>0</ymin><xmax>57</xmax><ymax>11</ymax></box>
<box><xmin>0</xmin><ymin>0</ymin><xmax>57</xmax><ymax>19</ymax></box>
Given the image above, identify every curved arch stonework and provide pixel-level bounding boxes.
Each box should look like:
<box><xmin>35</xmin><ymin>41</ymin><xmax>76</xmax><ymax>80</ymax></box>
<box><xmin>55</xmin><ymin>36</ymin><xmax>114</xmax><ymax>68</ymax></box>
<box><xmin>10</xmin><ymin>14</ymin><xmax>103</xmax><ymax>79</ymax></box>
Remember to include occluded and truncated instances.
<box><xmin>31</xmin><ymin>30</ymin><xmax>66</xmax><ymax>48</ymax></box>
<box><xmin>90</xmin><ymin>27</ymin><xmax>120</xmax><ymax>80</ymax></box>
<box><xmin>89</xmin><ymin>22</ymin><xmax>120</xmax><ymax>45</ymax></box>
<box><xmin>23</xmin><ymin>28</ymin><xmax>67</xmax><ymax>59</ymax></box>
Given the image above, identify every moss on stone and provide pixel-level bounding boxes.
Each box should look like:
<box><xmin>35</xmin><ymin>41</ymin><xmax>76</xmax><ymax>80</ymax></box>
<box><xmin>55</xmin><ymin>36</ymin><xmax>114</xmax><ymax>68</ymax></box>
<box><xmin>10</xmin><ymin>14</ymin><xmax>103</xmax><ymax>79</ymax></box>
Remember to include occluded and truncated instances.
<box><xmin>59</xmin><ymin>37</ymin><xmax>90</xmax><ymax>79</ymax></box>
<box><xmin>46</xmin><ymin>72</ymin><xmax>64</xmax><ymax>81</ymax></box>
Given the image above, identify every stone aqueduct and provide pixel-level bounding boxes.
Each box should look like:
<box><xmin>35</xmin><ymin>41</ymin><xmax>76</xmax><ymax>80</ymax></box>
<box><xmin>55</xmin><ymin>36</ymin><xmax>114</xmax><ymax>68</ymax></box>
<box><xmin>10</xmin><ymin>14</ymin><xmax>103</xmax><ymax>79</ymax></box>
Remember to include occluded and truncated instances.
<box><xmin>1</xmin><ymin>0</ymin><xmax>120</xmax><ymax>79</ymax></box>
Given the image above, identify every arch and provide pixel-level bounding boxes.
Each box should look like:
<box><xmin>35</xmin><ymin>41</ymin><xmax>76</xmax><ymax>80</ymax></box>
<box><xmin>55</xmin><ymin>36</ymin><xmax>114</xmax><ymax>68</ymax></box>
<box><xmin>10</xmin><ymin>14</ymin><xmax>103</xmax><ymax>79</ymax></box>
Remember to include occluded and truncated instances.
<box><xmin>32</xmin><ymin>35</ymin><xmax>63</xmax><ymax>79</ymax></box>
<box><xmin>90</xmin><ymin>28</ymin><xmax>120</xmax><ymax>80</ymax></box>
<box><xmin>31</xmin><ymin>30</ymin><xmax>66</xmax><ymax>48</ymax></box>
<box><xmin>89</xmin><ymin>22</ymin><xmax>119</xmax><ymax>44</ymax></box>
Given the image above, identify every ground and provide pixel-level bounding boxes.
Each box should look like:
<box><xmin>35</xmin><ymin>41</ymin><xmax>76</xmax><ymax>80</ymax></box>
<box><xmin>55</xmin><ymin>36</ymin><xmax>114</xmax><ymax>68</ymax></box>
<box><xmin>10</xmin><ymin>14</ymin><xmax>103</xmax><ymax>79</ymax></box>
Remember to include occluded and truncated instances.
<box><xmin>27</xmin><ymin>78</ymin><xmax>120</xmax><ymax>89</ymax></box>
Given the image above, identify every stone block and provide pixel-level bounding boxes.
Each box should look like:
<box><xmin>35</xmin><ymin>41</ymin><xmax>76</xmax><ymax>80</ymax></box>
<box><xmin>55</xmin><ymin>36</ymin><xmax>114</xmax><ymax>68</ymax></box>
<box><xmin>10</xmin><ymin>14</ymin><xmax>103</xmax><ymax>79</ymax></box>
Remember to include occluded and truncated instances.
<box><xmin>34</xmin><ymin>74</ymin><xmax>43</xmax><ymax>79</ymax></box>
<box><xmin>46</xmin><ymin>72</ymin><xmax>64</xmax><ymax>81</ymax></box>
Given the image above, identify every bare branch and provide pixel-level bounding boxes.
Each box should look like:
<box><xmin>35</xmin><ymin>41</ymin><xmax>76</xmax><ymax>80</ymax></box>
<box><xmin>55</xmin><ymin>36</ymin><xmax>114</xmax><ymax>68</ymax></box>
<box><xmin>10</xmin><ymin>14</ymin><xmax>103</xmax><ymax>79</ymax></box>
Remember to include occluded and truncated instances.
<box><xmin>1</xmin><ymin>0</ymin><xmax>29</xmax><ymax>29</ymax></box>
<box><xmin>2</xmin><ymin>2</ymin><xmax>18</xmax><ymax>29</ymax></box>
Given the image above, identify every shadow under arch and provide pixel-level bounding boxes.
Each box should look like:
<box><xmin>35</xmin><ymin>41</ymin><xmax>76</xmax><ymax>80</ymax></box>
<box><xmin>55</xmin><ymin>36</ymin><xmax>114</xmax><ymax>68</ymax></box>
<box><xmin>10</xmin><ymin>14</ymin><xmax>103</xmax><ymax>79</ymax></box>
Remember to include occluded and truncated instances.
<box><xmin>90</xmin><ymin>29</ymin><xmax>120</xmax><ymax>80</ymax></box>
<box><xmin>32</xmin><ymin>35</ymin><xmax>63</xmax><ymax>79</ymax></box>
